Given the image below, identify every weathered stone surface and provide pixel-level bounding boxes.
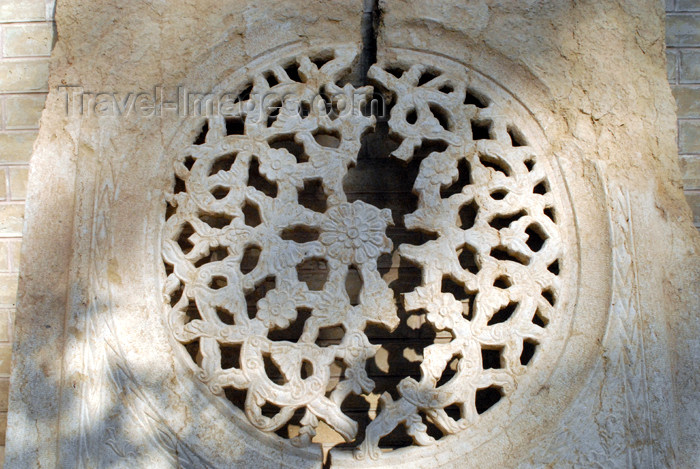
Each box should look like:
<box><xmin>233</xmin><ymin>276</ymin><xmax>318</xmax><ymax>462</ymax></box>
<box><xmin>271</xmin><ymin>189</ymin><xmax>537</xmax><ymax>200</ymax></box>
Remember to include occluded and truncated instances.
<box><xmin>673</xmin><ymin>85</ymin><xmax>700</xmax><ymax>117</ymax></box>
<box><xmin>0</xmin><ymin>132</ymin><xmax>38</xmax><ymax>164</ymax></box>
<box><xmin>5</xmin><ymin>1</ymin><xmax>699</xmax><ymax>468</ymax></box>
<box><xmin>7</xmin><ymin>167</ymin><xmax>28</xmax><ymax>200</ymax></box>
<box><xmin>2</xmin><ymin>23</ymin><xmax>53</xmax><ymax>57</ymax></box>
<box><xmin>0</xmin><ymin>204</ymin><xmax>23</xmax><ymax>237</ymax></box>
<box><xmin>0</xmin><ymin>60</ymin><xmax>48</xmax><ymax>92</ymax></box>
<box><xmin>680</xmin><ymin>50</ymin><xmax>700</xmax><ymax>83</ymax></box>
<box><xmin>680</xmin><ymin>120</ymin><xmax>700</xmax><ymax>153</ymax></box>
<box><xmin>681</xmin><ymin>155</ymin><xmax>700</xmax><ymax>190</ymax></box>
<box><xmin>666</xmin><ymin>12</ymin><xmax>700</xmax><ymax>46</ymax></box>
<box><xmin>3</xmin><ymin>95</ymin><xmax>45</xmax><ymax>129</ymax></box>
<box><xmin>0</xmin><ymin>0</ymin><xmax>45</xmax><ymax>22</ymax></box>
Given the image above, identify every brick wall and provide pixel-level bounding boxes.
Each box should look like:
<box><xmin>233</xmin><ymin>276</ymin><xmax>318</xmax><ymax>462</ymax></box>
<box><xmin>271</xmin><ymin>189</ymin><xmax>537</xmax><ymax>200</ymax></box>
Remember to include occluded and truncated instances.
<box><xmin>0</xmin><ymin>0</ymin><xmax>54</xmax><ymax>464</ymax></box>
<box><xmin>667</xmin><ymin>0</ymin><xmax>700</xmax><ymax>227</ymax></box>
<box><xmin>0</xmin><ymin>1</ymin><xmax>697</xmax><ymax>466</ymax></box>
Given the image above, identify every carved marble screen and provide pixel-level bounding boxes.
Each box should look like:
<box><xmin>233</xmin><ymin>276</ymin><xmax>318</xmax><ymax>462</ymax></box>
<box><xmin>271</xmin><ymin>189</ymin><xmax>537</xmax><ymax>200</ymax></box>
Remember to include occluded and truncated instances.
<box><xmin>162</xmin><ymin>45</ymin><xmax>574</xmax><ymax>461</ymax></box>
<box><xmin>6</xmin><ymin>2</ymin><xmax>698</xmax><ymax>469</ymax></box>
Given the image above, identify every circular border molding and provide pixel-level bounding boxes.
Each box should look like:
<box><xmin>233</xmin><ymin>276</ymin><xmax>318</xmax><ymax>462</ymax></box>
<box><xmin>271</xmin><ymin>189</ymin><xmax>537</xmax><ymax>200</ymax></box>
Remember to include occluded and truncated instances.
<box><xmin>144</xmin><ymin>42</ymin><xmax>611</xmax><ymax>467</ymax></box>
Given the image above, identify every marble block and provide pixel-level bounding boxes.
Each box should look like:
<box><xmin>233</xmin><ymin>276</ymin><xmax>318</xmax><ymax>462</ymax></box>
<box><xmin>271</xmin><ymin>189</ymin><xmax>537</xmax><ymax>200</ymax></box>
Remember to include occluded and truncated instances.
<box><xmin>5</xmin><ymin>1</ymin><xmax>699</xmax><ymax>468</ymax></box>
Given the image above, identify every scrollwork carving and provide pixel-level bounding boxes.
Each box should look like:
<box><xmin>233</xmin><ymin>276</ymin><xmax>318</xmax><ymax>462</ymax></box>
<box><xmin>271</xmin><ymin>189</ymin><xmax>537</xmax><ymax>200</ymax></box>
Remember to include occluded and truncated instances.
<box><xmin>162</xmin><ymin>45</ymin><xmax>568</xmax><ymax>457</ymax></box>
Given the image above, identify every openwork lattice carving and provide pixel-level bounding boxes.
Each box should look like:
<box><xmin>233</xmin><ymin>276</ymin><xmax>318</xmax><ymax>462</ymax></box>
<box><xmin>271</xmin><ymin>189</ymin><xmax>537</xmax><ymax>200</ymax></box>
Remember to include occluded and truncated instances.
<box><xmin>162</xmin><ymin>45</ymin><xmax>566</xmax><ymax>459</ymax></box>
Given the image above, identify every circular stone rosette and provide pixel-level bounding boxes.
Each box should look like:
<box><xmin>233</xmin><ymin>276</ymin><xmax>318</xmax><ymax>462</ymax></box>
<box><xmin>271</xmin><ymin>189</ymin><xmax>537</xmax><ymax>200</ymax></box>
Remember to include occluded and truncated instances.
<box><xmin>160</xmin><ymin>43</ymin><xmax>579</xmax><ymax>463</ymax></box>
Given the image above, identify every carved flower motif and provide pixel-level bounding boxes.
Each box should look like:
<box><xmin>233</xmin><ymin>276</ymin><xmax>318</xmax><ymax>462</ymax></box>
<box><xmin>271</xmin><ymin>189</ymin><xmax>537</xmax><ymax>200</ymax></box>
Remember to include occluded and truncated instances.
<box><xmin>418</xmin><ymin>153</ymin><xmax>457</xmax><ymax>188</ymax></box>
<box><xmin>256</xmin><ymin>282</ymin><xmax>303</xmax><ymax>329</ymax></box>
<box><xmin>319</xmin><ymin>201</ymin><xmax>393</xmax><ymax>264</ymax></box>
<box><xmin>260</xmin><ymin>148</ymin><xmax>303</xmax><ymax>186</ymax></box>
<box><xmin>426</xmin><ymin>293</ymin><xmax>462</xmax><ymax>330</ymax></box>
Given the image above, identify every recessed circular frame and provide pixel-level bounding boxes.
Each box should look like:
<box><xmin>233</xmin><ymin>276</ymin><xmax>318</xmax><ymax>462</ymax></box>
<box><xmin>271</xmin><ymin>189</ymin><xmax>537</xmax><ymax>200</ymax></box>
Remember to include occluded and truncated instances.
<box><xmin>161</xmin><ymin>44</ymin><xmax>580</xmax><ymax>462</ymax></box>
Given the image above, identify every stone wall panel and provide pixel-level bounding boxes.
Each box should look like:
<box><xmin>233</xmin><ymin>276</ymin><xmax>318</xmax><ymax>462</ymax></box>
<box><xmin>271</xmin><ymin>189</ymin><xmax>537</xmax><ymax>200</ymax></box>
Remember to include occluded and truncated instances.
<box><xmin>3</xmin><ymin>1</ymin><xmax>699</xmax><ymax>468</ymax></box>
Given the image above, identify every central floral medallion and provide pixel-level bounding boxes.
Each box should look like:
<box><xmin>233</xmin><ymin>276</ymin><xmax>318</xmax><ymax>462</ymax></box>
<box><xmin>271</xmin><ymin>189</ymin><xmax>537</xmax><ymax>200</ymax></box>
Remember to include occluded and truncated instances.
<box><xmin>320</xmin><ymin>201</ymin><xmax>392</xmax><ymax>264</ymax></box>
